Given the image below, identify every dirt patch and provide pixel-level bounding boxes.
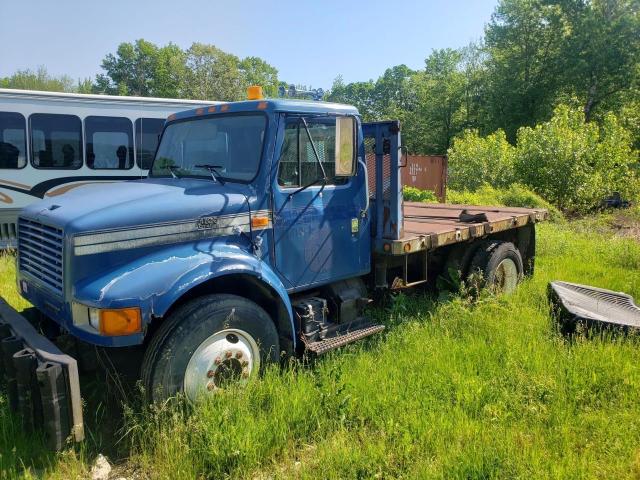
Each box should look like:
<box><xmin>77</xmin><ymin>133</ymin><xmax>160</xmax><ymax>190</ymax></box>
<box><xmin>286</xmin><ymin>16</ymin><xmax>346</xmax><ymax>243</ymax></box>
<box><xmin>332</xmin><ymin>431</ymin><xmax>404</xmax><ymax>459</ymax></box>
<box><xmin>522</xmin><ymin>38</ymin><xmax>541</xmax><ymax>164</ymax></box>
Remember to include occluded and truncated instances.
<box><xmin>610</xmin><ymin>212</ymin><xmax>640</xmax><ymax>241</ymax></box>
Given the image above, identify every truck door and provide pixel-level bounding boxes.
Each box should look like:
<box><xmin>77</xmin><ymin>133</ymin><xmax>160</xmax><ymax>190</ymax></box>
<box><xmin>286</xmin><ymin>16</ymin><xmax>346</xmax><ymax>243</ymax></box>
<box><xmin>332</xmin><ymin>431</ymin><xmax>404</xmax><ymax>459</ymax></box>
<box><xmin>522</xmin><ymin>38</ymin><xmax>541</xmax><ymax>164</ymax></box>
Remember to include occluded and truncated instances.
<box><xmin>271</xmin><ymin>114</ymin><xmax>370</xmax><ymax>290</ymax></box>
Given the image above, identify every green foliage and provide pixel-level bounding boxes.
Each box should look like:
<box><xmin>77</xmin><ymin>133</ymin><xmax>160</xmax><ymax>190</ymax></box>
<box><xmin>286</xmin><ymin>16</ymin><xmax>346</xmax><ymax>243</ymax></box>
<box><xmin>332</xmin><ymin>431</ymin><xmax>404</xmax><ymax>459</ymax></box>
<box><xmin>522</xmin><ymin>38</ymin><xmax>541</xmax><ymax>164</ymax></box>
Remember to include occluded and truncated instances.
<box><xmin>447</xmin><ymin>105</ymin><xmax>639</xmax><ymax>214</ymax></box>
<box><xmin>329</xmin><ymin>48</ymin><xmax>488</xmax><ymax>155</ymax></box>
<box><xmin>182</xmin><ymin>43</ymin><xmax>243</xmax><ymax>101</ymax></box>
<box><xmin>95</xmin><ymin>39</ymin><xmax>177</xmax><ymax>96</ymax></box>
<box><xmin>447</xmin><ymin>129</ymin><xmax>516</xmax><ymax>190</ymax></box>
<box><xmin>515</xmin><ymin>105</ymin><xmax>639</xmax><ymax>213</ymax></box>
<box><xmin>326</xmin><ymin>76</ymin><xmax>377</xmax><ymax>120</ymax></box>
<box><xmin>152</xmin><ymin>43</ymin><xmax>189</xmax><ymax>98</ymax></box>
<box><xmin>619</xmin><ymin>97</ymin><xmax>640</xmax><ymax>151</ymax></box>
<box><xmin>403</xmin><ymin>186</ymin><xmax>439</xmax><ymax>203</ymax></box>
<box><xmin>447</xmin><ymin>184</ymin><xmax>563</xmax><ymax>221</ymax></box>
<box><xmin>484</xmin><ymin>0</ymin><xmax>567</xmax><ymax>140</ymax></box>
<box><xmin>0</xmin><ymin>66</ymin><xmax>77</xmax><ymax>93</ymax></box>
<box><xmin>238</xmin><ymin>57</ymin><xmax>279</xmax><ymax>98</ymax></box>
<box><xmin>330</xmin><ymin>0</ymin><xmax>640</xmax><ymax>153</ymax></box>
<box><xmin>405</xmin><ymin>183</ymin><xmax>563</xmax><ymax>221</ymax></box>
<box><xmin>413</xmin><ymin>49</ymin><xmax>466</xmax><ymax>153</ymax></box>
<box><xmin>499</xmin><ymin>184</ymin><xmax>562</xmax><ymax>220</ymax></box>
<box><xmin>91</xmin><ymin>39</ymin><xmax>282</xmax><ymax>101</ymax></box>
<box><xmin>558</xmin><ymin>0</ymin><xmax>640</xmax><ymax>122</ymax></box>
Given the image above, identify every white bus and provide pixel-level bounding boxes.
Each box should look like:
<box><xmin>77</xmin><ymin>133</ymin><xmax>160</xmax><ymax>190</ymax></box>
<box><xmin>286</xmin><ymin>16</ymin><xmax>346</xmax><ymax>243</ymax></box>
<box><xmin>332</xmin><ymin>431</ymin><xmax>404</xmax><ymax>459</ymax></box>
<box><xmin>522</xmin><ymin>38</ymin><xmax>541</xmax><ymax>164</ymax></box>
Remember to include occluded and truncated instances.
<box><xmin>0</xmin><ymin>88</ymin><xmax>218</xmax><ymax>247</ymax></box>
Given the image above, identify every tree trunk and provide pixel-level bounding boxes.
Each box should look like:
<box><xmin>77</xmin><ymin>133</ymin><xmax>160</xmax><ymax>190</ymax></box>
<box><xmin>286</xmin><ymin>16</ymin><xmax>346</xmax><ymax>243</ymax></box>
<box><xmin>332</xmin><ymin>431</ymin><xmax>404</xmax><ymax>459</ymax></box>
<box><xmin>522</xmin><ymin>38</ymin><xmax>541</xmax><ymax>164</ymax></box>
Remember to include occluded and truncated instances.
<box><xmin>584</xmin><ymin>78</ymin><xmax>597</xmax><ymax>122</ymax></box>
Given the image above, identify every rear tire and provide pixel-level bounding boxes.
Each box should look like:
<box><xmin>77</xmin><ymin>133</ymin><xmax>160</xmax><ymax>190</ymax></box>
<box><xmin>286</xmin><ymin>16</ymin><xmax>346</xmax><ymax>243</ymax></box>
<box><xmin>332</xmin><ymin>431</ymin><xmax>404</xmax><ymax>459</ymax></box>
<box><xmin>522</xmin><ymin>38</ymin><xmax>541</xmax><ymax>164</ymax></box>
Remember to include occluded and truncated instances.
<box><xmin>439</xmin><ymin>243</ymin><xmax>483</xmax><ymax>291</ymax></box>
<box><xmin>141</xmin><ymin>294</ymin><xmax>279</xmax><ymax>402</ymax></box>
<box><xmin>468</xmin><ymin>240</ymin><xmax>523</xmax><ymax>294</ymax></box>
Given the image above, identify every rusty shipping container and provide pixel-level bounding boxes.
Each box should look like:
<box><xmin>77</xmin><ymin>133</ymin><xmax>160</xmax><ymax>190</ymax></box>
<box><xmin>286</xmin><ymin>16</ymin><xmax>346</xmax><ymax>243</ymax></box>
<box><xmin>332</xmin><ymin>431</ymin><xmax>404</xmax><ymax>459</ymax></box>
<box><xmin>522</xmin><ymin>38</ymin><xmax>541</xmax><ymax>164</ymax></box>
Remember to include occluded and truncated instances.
<box><xmin>401</xmin><ymin>155</ymin><xmax>448</xmax><ymax>201</ymax></box>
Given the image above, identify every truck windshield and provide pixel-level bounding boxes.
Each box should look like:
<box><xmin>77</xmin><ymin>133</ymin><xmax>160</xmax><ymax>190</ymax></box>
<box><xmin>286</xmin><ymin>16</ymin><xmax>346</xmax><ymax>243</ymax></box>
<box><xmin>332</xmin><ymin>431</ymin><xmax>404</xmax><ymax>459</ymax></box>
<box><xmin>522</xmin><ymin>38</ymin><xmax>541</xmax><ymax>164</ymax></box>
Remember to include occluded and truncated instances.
<box><xmin>150</xmin><ymin>114</ymin><xmax>266</xmax><ymax>182</ymax></box>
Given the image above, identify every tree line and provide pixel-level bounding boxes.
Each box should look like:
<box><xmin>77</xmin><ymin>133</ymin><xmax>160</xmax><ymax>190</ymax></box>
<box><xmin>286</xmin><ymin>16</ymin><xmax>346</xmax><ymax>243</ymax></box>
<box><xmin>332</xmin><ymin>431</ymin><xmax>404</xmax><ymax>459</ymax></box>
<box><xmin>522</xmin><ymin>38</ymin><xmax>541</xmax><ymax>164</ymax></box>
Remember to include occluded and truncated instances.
<box><xmin>328</xmin><ymin>0</ymin><xmax>640</xmax><ymax>154</ymax></box>
<box><xmin>2</xmin><ymin>0</ymin><xmax>638</xmax><ymax>156</ymax></box>
<box><xmin>1</xmin><ymin>40</ymin><xmax>283</xmax><ymax>101</ymax></box>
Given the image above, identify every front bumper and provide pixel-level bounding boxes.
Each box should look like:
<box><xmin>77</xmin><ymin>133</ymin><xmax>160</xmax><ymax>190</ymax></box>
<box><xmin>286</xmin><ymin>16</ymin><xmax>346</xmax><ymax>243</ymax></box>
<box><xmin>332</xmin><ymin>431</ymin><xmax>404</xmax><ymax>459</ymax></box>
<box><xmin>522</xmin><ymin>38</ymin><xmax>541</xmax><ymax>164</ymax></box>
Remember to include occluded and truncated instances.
<box><xmin>0</xmin><ymin>297</ymin><xmax>84</xmax><ymax>450</ymax></box>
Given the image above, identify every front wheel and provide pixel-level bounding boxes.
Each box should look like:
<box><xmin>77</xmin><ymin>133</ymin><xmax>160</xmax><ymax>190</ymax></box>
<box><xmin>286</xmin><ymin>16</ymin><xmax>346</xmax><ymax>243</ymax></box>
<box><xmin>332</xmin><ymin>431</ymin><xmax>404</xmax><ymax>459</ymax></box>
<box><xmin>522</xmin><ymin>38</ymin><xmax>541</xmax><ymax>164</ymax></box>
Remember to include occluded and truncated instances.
<box><xmin>141</xmin><ymin>294</ymin><xmax>279</xmax><ymax>402</ymax></box>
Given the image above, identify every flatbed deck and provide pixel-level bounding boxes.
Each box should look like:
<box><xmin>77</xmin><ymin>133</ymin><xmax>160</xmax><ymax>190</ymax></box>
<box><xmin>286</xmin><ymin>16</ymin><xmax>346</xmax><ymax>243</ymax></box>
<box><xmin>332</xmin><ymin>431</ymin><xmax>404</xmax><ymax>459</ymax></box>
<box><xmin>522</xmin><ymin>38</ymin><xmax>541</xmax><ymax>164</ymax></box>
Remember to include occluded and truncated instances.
<box><xmin>381</xmin><ymin>202</ymin><xmax>548</xmax><ymax>255</ymax></box>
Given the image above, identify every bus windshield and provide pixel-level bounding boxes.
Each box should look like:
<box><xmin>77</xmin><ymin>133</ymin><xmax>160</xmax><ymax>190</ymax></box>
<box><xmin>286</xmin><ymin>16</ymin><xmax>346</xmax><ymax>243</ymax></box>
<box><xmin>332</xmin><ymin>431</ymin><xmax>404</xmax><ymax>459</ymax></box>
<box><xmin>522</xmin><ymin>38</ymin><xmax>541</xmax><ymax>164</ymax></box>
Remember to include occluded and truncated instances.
<box><xmin>150</xmin><ymin>114</ymin><xmax>266</xmax><ymax>182</ymax></box>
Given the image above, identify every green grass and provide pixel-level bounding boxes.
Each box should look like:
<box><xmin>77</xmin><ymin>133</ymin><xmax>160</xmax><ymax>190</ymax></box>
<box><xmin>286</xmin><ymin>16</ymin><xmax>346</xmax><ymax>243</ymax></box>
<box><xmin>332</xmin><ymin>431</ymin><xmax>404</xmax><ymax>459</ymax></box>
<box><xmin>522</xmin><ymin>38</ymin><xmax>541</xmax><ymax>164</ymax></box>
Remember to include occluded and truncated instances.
<box><xmin>2</xmin><ymin>214</ymin><xmax>640</xmax><ymax>479</ymax></box>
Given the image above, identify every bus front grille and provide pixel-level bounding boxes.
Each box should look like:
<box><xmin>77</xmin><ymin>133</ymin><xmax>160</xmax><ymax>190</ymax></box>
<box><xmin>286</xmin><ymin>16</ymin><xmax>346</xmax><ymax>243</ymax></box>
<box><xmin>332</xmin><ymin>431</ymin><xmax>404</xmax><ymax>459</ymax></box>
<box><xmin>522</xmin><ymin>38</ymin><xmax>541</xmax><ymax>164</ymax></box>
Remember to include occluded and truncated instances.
<box><xmin>18</xmin><ymin>218</ymin><xmax>64</xmax><ymax>295</ymax></box>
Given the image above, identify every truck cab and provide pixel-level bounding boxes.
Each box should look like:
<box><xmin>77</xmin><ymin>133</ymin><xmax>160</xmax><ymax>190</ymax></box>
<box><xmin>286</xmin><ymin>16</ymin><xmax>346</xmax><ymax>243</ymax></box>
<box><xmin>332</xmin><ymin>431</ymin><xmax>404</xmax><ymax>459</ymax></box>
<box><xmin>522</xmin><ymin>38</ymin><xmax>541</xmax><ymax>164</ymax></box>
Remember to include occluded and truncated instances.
<box><xmin>11</xmin><ymin>90</ymin><xmax>546</xmax><ymax>422</ymax></box>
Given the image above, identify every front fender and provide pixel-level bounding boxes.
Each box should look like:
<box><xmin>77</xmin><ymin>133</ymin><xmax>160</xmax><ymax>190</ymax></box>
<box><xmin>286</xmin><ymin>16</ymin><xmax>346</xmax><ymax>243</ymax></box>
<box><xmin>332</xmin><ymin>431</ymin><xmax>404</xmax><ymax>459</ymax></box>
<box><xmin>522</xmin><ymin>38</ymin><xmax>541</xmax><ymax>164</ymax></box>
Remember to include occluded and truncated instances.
<box><xmin>73</xmin><ymin>241</ymin><xmax>295</xmax><ymax>346</ymax></box>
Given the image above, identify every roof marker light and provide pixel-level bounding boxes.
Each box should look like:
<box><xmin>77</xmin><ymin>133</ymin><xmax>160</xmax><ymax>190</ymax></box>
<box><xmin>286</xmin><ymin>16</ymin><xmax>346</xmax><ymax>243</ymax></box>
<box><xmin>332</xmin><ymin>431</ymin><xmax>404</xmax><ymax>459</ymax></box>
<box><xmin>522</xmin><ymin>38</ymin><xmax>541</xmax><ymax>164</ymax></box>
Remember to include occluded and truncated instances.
<box><xmin>247</xmin><ymin>85</ymin><xmax>264</xmax><ymax>100</ymax></box>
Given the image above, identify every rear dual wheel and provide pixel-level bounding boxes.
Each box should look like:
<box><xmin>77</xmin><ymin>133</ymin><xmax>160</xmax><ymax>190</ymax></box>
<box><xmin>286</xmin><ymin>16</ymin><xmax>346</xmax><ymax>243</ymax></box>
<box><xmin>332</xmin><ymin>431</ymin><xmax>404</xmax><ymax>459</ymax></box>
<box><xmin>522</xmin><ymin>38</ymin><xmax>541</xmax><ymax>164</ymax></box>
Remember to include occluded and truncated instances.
<box><xmin>141</xmin><ymin>294</ymin><xmax>279</xmax><ymax>402</ymax></box>
<box><xmin>468</xmin><ymin>240</ymin><xmax>524</xmax><ymax>294</ymax></box>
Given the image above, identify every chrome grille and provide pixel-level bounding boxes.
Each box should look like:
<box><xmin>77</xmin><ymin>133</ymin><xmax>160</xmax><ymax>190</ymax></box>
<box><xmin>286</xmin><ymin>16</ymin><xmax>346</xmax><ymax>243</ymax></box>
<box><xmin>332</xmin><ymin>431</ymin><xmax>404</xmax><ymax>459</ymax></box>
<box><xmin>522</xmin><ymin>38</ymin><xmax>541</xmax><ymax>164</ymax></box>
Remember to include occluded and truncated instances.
<box><xmin>18</xmin><ymin>217</ymin><xmax>64</xmax><ymax>295</ymax></box>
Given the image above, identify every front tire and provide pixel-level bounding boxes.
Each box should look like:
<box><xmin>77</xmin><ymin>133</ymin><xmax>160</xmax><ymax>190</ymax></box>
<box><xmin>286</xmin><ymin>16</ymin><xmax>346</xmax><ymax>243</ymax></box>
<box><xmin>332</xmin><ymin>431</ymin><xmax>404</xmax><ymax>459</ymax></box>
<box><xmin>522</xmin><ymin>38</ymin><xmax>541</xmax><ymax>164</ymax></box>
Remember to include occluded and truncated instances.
<box><xmin>141</xmin><ymin>294</ymin><xmax>279</xmax><ymax>402</ymax></box>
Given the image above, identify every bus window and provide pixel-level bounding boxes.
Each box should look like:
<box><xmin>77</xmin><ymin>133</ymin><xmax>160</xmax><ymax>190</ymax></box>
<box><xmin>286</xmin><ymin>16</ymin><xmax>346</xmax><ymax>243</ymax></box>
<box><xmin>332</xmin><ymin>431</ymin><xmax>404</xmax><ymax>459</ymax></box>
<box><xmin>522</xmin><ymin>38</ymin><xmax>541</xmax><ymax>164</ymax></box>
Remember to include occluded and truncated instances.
<box><xmin>135</xmin><ymin>118</ymin><xmax>165</xmax><ymax>170</ymax></box>
<box><xmin>85</xmin><ymin>116</ymin><xmax>134</xmax><ymax>170</ymax></box>
<box><xmin>0</xmin><ymin>112</ymin><xmax>27</xmax><ymax>169</ymax></box>
<box><xmin>30</xmin><ymin>114</ymin><xmax>83</xmax><ymax>169</ymax></box>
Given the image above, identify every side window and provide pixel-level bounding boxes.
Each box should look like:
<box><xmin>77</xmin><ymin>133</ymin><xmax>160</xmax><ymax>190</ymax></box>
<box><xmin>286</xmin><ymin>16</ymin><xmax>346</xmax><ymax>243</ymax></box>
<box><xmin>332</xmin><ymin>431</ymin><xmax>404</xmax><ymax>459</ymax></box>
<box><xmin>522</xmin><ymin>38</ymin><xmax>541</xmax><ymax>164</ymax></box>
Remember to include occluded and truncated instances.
<box><xmin>277</xmin><ymin>117</ymin><xmax>349</xmax><ymax>188</ymax></box>
<box><xmin>85</xmin><ymin>116</ymin><xmax>134</xmax><ymax>169</ymax></box>
<box><xmin>135</xmin><ymin>117</ymin><xmax>165</xmax><ymax>170</ymax></box>
<box><xmin>0</xmin><ymin>112</ymin><xmax>27</xmax><ymax>169</ymax></box>
<box><xmin>278</xmin><ymin>122</ymin><xmax>299</xmax><ymax>187</ymax></box>
<box><xmin>30</xmin><ymin>114</ymin><xmax>82</xmax><ymax>169</ymax></box>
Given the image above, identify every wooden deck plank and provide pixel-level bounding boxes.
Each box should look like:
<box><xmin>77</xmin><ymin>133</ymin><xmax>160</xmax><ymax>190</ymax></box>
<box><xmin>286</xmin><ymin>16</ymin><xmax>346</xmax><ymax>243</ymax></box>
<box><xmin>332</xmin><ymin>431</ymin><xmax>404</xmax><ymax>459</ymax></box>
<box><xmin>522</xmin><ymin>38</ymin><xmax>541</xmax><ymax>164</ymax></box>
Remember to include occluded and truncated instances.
<box><xmin>376</xmin><ymin>202</ymin><xmax>548</xmax><ymax>255</ymax></box>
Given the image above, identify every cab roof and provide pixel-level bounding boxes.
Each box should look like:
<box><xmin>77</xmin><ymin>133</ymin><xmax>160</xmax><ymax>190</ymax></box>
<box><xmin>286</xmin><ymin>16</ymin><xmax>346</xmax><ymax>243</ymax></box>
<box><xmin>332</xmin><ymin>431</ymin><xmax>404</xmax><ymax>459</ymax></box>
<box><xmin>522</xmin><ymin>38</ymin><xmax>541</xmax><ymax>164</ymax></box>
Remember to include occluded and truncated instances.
<box><xmin>168</xmin><ymin>99</ymin><xmax>359</xmax><ymax>122</ymax></box>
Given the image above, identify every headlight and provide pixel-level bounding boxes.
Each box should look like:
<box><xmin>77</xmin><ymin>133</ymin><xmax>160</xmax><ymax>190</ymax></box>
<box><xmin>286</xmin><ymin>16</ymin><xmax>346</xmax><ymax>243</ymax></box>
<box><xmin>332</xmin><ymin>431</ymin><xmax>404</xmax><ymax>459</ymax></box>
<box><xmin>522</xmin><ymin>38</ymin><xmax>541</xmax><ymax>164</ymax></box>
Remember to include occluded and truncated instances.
<box><xmin>88</xmin><ymin>308</ymin><xmax>100</xmax><ymax>331</ymax></box>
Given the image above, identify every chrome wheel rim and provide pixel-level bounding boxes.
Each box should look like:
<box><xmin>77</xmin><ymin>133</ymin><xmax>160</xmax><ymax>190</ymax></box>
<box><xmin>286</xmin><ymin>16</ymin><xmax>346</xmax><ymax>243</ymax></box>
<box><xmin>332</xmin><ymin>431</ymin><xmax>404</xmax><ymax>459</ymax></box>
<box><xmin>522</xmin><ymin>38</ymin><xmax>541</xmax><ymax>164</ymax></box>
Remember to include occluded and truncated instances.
<box><xmin>494</xmin><ymin>258</ymin><xmax>519</xmax><ymax>293</ymax></box>
<box><xmin>184</xmin><ymin>328</ymin><xmax>260</xmax><ymax>400</ymax></box>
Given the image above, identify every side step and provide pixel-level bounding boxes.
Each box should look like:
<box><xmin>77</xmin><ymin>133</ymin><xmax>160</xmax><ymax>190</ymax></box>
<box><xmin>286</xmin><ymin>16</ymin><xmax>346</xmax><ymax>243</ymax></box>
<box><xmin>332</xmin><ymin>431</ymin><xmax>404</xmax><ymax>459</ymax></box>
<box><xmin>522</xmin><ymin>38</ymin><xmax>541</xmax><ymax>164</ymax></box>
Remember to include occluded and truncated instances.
<box><xmin>305</xmin><ymin>319</ymin><xmax>385</xmax><ymax>355</ymax></box>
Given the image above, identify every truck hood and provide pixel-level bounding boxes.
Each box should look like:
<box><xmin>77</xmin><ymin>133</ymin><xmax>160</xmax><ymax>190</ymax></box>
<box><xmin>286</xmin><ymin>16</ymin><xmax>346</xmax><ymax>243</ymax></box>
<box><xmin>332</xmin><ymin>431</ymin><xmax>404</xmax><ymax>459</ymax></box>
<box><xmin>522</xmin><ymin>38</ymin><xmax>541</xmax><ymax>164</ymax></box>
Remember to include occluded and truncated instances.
<box><xmin>21</xmin><ymin>178</ymin><xmax>252</xmax><ymax>234</ymax></box>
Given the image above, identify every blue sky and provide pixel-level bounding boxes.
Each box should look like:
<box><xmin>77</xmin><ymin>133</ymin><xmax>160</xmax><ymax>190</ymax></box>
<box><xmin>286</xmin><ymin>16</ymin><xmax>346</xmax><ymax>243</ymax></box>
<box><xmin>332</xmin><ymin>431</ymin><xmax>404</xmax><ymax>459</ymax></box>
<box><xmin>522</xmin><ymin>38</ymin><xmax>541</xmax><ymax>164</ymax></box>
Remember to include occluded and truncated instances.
<box><xmin>0</xmin><ymin>0</ymin><xmax>497</xmax><ymax>90</ymax></box>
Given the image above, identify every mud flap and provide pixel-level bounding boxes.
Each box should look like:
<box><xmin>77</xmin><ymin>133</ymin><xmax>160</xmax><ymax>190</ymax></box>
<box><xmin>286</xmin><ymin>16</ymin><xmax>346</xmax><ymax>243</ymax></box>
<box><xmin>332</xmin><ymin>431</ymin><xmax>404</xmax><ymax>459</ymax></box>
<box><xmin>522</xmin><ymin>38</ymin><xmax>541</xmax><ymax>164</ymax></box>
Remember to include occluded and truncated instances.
<box><xmin>0</xmin><ymin>297</ymin><xmax>83</xmax><ymax>450</ymax></box>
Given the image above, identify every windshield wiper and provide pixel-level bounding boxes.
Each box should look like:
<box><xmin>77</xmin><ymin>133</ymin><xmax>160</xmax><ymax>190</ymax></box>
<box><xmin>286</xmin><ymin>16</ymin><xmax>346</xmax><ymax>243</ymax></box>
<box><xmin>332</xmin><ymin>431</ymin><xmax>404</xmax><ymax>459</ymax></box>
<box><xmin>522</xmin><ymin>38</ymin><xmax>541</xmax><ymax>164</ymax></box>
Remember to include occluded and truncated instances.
<box><xmin>195</xmin><ymin>164</ymin><xmax>226</xmax><ymax>185</ymax></box>
<box><xmin>167</xmin><ymin>165</ymin><xmax>181</xmax><ymax>179</ymax></box>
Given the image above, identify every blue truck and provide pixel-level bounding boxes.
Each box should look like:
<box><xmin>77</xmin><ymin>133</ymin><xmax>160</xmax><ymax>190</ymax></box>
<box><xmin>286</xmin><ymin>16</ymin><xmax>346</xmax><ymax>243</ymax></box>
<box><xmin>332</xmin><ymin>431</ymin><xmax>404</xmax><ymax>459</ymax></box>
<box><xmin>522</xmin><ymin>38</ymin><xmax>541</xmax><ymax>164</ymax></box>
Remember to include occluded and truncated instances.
<box><xmin>0</xmin><ymin>88</ymin><xmax>546</xmax><ymax>448</ymax></box>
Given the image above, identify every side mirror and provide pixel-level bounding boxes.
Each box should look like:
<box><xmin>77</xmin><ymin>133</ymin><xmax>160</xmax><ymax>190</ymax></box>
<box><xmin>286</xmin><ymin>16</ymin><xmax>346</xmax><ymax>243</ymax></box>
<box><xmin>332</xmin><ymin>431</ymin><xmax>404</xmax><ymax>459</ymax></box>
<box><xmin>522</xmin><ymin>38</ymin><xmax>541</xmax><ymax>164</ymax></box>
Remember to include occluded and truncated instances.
<box><xmin>335</xmin><ymin>117</ymin><xmax>356</xmax><ymax>177</ymax></box>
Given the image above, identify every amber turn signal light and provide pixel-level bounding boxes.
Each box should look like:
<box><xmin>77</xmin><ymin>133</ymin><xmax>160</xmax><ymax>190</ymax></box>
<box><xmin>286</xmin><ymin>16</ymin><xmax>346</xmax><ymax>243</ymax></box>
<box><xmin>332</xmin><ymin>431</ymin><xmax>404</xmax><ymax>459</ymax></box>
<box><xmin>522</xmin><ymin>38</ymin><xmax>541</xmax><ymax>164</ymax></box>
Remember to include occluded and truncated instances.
<box><xmin>251</xmin><ymin>216</ymin><xmax>270</xmax><ymax>228</ymax></box>
<box><xmin>99</xmin><ymin>308</ymin><xmax>142</xmax><ymax>336</ymax></box>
